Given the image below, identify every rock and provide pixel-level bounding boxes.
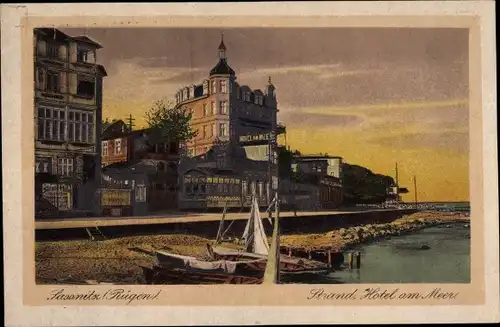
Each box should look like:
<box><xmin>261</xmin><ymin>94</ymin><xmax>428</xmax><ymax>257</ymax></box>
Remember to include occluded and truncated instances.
<box><xmin>419</xmin><ymin>244</ymin><xmax>431</xmax><ymax>250</ymax></box>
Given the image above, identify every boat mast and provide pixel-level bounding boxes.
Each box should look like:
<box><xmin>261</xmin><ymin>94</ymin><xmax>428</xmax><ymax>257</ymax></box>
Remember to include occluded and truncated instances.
<box><xmin>263</xmin><ymin>130</ymin><xmax>280</xmax><ymax>284</ymax></box>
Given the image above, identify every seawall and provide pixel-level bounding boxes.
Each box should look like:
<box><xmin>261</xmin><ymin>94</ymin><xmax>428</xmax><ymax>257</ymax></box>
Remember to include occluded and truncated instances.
<box><xmin>35</xmin><ymin>209</ymin><xmax>417</xmax><ymax>241</ymax></box>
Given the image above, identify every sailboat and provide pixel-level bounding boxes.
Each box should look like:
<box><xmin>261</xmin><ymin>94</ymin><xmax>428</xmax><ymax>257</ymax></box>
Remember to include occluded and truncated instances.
<box><xmin>208</xmin><ymin>193</ymin><xmax>329</xmax><ymax>281</ymax></box>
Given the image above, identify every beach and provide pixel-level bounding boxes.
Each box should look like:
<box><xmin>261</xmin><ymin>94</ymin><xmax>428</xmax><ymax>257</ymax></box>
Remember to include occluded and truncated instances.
<box><xmin>35</xmin><ymin>211</ymin><xmax>470</xmax><ymax>284</ymax></box>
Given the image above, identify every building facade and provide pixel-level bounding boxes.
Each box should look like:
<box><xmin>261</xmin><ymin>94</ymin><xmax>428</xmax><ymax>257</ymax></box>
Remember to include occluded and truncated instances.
<box><xmin>292</xmin><ymin>155</ymin><xmax>344</xmax><ymax>209</ymax></box>
<box><xmin>174</xmin><ymin>34</ymin><xmax>286</xmax><ymax>210</ymax></box>
<box><xmin>34</xmin><ymin>28</ymin><xmax>107</xmax><ymax>216</ymax></box>
<box><xmin>101</xmin><ymin>122</ymin><xmax>181</xmax><ymax>215</ymax></box>
<box><xmin>174</xmin><ymin>35</ymin><xmax>283</xmax><ymax>158</ymax></box>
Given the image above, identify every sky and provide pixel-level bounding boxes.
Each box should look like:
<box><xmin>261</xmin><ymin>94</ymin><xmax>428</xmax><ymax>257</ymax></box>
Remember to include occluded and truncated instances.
<box><xmin>63</xmin><ymin>27</ymin><xmax>470</xmax><ymax>202</ymax></box>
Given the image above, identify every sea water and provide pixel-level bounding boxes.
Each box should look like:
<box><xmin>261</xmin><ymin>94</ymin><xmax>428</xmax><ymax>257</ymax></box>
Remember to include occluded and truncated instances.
<box><xmin>300</xmin><ymin>222</ymin><xmax>471</xmax><ymax>284</ymax></box>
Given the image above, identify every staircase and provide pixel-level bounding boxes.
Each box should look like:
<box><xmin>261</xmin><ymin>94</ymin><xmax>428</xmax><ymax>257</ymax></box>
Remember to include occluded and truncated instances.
<box><xmin>85</xmin><ymin>227</ymin><xmax>106</xmax><ymax>241</ymax></box>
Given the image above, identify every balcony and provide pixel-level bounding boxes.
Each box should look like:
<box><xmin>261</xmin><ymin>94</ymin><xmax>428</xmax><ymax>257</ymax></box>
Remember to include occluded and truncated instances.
<box><xmin>276</xmin><ymin>123</ymin><xmax>286</xmax><ymax>135</ymax></box>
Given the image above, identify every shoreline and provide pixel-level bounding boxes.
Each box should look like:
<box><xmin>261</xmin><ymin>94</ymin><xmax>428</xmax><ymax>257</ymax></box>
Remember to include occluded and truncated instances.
<box><xmin>35</xmin><ymin>211</ymin><xmax>470</xmax><ymax>284</ymax></box>
<box><xmin>280</xmin><ymin>211</ymin><xmax>470</xmax><ymax>253</ymax></box>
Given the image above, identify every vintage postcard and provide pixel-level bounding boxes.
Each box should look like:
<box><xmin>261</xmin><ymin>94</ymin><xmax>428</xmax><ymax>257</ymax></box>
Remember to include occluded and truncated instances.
<box><xmin>2</xmin><ymin>1</ymin><xmax>498</xmax><ymax>326</ymax></box>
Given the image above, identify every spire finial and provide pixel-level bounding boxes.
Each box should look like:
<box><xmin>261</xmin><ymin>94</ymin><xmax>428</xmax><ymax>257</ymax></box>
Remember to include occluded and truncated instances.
<box><xmin>218</xmin><ymin>31</ymin><xmax>227</xmax><ymax>59</ymax></box>
<box><xmin>268</xmin><ymin>76</ymin><xmax>272</xmax><ymax>84</ymax></box>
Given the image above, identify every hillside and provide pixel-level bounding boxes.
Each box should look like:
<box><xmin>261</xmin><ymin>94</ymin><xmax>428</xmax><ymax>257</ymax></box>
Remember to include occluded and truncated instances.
<box><xmin>341</xmin><ymin>163</ymin><xmax>396</xmax><ymax>205</ymax></box>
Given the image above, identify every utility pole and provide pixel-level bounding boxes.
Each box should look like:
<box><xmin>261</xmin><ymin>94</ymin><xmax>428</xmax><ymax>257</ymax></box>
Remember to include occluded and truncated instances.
<box><xmin>413</xmin><ymin>175</ymin><xmax>418</xmax><ymax>209</ymax></box>
<box><xmin>267</xmin><ymin>133</ymin><xmax>273</xmax><ymax>218</ymax></box>
<box><xmin>126</xmin><ymin>113</ymin><xmax>135</xmax><ymax>132</ymax></box>
<box><xmin>395</xmin><ymin>162</ymin><xmax>400</xmax><ymax>206</ymax></box>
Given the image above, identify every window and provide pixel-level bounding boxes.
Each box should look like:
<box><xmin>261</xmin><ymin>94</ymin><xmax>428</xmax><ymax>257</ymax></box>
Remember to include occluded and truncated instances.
<box><xmin>68</xmin><ymin>109</ymin><xmax>94</xmax><ymax>144</ymax></box>
<box><xmin>77</xmin><ymin>49</ymin><xmax>88</xmax><ymax>63</ymax></box>
<box><xmin>203</xmin><ymin>103</ymin><xmax>208</xmax><ymax>117</ymax></box>
<box><xmin>135</xmin><ymin>185</ymin><xmax>147</xmax><ymax>202</ymax></box>
<box><xmin>236</xmin><ymin>87</ymin><xmax>240</xmax><ymax>99</ymax></box>
<box><xmin>220</xmin><ymin>80</ymin><xmax>227</xmax><ymax>93</ymax></box>
<box><xmin>202</xmin><ymin>125</ymin><xmax>207</xmax><ymax>139</ymax></box>
<box><xmin>211</xmin><ymin>80</ymin><xmax>217</xmax><ymax>94</ymax></box>
<box><xmin>203</xmin><ymin>81</ymin><xmax>209</xmax><ymax>95</ymax></box>
<box><xmin>35</xmin><ymin>157</ymin><xmax>52</xmax><ymax>174</ymax></box>
<box><xmin>219</xmin><ymin>123</ymin><xmax>227</xmax><ymax>137</ymax></box>
<box><xmin>211</xmin><ymin>102</ymin><xmax>216</xmax><ymax>115</ymax></box>
<box><xmin>37</xmin><ymin>107</ymin><xmax>65</xmax><ymax>141</ymax></box>
<box><xmin>220</xmin><ymin>101</ymin><xmax>228</xmax><ymax>115</ymax></box>
<box><xmin>46</xmin><ymin>71</ymin><xmax>60</xmax><ymax>93</ymax></box>
<box><xmin>211</xmin><ymin>124</ymin><xmax>216</xmax><ymax>137</ymax></box>
<box><xmin>77</xmin><ymin>75</ymin><xmax>95</xmax><ymax>98</ymax></box>
<box><xmin>244</xmin><ymin>92</ymin><xmax>251</xmax><ymax>102</ymax></box>
<box><xmin>36</xmin><ymin>68</ymin><xmax>45</xmax><ymax>89</ymax></box>
<box><xmin>57</xmin><ymin>158</ymin><xmax>73</xmax><ymax>177</ymax></box>
<box><xmin>102</xmin><ymin>141</ymin><xmax>108</xmax><ymax>156</ymax></box>
<box><xmin>242</xmin><ymin>181</ymin><xmax>248</xmax><ymax>196</ymax></box>
<box><xmin>114</xmin><ymin>139</ymin><xmax>122</xmax><ymax>155</ymax></box>
<box><xmin>46</xmin><ymin>42</ymin><xmax>59</xmax><ymax>59</ymax></box>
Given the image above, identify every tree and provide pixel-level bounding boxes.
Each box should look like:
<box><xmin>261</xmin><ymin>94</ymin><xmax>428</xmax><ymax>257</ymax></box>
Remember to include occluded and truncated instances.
<box><xmin>145</xmin><ymin>99</ymin><xmax>198</xmax><ymax>143</ymax></box>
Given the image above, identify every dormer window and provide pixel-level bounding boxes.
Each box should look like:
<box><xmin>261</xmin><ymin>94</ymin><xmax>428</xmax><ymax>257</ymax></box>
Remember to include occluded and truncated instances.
<box><xmin>244</xmin><ymin>92</ymin><xmax>251</xmax><ymax>102</ymax></box>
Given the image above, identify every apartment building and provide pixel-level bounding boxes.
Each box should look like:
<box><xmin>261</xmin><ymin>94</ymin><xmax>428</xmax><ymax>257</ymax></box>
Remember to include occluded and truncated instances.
<box><xmin>34</xmin><ymin>28</ymin><xmax>107</xmax><ymax>216</ymax></box>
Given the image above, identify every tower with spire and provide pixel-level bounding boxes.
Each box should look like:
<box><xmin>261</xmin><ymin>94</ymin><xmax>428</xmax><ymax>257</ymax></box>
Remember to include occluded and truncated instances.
<box><xmin>174</xmin><ymin>32</ymin><xmax>284</xmax><ymax>158</ymax></box>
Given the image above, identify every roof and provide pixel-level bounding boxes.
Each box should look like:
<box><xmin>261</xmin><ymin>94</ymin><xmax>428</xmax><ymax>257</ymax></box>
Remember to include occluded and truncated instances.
<box><xmin>209</xmin><ymin>58</ymin><xmax>235</xmax><ymax>76</ymax></box>
<box><xmin>34</xmin><ymin>28</ymin><xmax>71</xmax><ymax>42</ymax></box>
<box><xmin>295</xmin><ymin>154</ymin><xmax>343</xmax><ymax>161</ymax></box>
<box><xmin>71</xmin><ymin>35</ymin><xmax>103</xmax><ymax>49</ymax></box>
<box><xmin>34</xmin><ymin>29</ymin><xmax>104</xmax><ymax>49</ymax></box>
<box><xmin>102</xmin><ymin>128</ymin><xmax>149</xmax><ymax>141</ymax></box>
<box><xmin>183</xmin><ymin>167</ymin><xmax>238</xmax><ymax>176</ymax></box>
<box><xmin>97</xmin><ymin>64</ymin><xmax>108</xmax><ymax>77</ymax></box>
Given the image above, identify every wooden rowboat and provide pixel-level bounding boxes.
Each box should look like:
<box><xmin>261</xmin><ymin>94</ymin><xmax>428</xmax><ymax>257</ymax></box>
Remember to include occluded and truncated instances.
<box><xmin>140</xmin><ymin>265</ymin><xmax>262</xmax><ymax>285</ymax></box>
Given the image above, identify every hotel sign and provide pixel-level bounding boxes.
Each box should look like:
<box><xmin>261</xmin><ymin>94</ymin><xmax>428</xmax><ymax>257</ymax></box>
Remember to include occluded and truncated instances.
<box><xmin>184</xmin><ymin>175</ymin><xmax>241</xmax><ymax>184</ymax></box>
<box><xmin>101</xmin><ymin>189</ymin><xmax>131</xmax><ymax>206</ymax></box>
<box><xmin>239</xmin><ymin>133</ymin><xmax>274</xmax><ymax>143</ymax></box>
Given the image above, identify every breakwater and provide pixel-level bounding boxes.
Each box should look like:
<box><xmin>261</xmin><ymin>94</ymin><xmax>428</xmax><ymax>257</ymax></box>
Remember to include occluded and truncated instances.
<box><xmin>335</xmin><ymin>211</ymin><xmax>470</xmax><ymax>251</ymax></box>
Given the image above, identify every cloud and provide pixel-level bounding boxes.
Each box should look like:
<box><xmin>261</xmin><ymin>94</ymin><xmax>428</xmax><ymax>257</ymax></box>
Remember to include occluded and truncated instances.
<box><xmin>280</xmin><ymin>112</ymin><xmax>364</xmax><ymax>128</ymax></box>
<box><xmin>371</xmin><ymin>131</ymin><xmax>469</xmax><ymax>154</ymax></box>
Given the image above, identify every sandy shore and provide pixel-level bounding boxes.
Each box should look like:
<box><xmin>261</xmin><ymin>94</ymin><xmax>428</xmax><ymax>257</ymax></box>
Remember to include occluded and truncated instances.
<box><xmin>35</xmin><ymin>211</ymin><xmax>469</xmax><ymax>284</ymax></box>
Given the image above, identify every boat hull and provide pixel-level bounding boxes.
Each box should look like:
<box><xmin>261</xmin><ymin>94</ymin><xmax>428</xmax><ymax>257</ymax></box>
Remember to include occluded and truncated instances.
<box><xmin>140</xmin><ymin>266</ymin><xmax>262</xmax><ymax>285</ymax></box>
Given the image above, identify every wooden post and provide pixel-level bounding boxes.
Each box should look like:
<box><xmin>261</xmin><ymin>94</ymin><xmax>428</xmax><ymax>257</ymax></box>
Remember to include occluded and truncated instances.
<box><xmin>327</xmin><ymin>249</ymin><xmax>332</xmax><ymax>269</ymax></box>
<box><xmin>348</xmin><ymin>252</ymin><xmax>354</xmax><ymax>269</ymax></box>
<box><xmin>355</xmin><ymin>251</ymin><xmax>362</xmax><ymax>269</ymax></box>
<box><xmin>288</xmin><ymin>247</ymin><xmax>292</xmax><ymax>257</ymax></box>
<box><xmin>308</xmin><ymin>251</ymin><xmax>312</xmax><ymax>260</ymax></box>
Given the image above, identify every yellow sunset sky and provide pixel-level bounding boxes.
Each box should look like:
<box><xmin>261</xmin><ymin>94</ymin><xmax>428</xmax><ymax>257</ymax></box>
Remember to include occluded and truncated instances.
<box><xmin>64</xmin><ymin>27</ymin><xmax>470</xmax><ymax>202</ymax></box>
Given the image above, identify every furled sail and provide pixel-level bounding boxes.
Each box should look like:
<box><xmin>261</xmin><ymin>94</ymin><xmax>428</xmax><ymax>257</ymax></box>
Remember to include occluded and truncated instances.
<box><xmin>242</xmin><ymin>195</ymin><xmax>269</xmax><ymax>256</ymax></box>
<box><xmin>263</xmin><ymin>192</ymin><xmax>280</xmax><ymax>284</ymax></box>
